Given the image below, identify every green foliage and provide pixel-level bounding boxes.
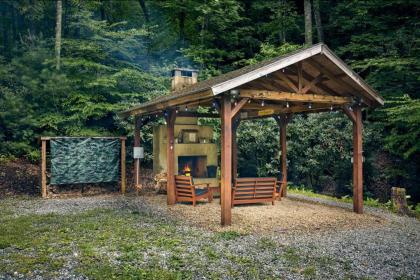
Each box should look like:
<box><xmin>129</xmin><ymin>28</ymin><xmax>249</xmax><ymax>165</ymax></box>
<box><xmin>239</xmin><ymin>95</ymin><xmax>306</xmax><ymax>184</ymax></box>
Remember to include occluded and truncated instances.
<box><xmin>382</xmin><ymin>95</ymin><xmax>420</xmax><ymax>159</ymax></box>
<box><xmin>0</xmin><ymin>0</ymin><xmax>419</xmax><ymax>202</ymax></box>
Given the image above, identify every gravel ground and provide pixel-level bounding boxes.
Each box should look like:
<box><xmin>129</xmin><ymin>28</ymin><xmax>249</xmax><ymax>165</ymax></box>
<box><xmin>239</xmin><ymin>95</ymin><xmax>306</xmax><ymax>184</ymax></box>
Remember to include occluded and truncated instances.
<box><xmin>1</xmin><ymin>194</ymin><xmax>419</xmax><ymax>279</ymax></box>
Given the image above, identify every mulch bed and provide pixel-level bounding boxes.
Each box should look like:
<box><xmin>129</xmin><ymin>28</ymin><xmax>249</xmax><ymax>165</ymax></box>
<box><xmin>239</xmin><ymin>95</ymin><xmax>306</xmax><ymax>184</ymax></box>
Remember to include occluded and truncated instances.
<box><xmin>0</xmin><ymin>159</ymin><xmax>156</xmax><ymax>198</ymax></box>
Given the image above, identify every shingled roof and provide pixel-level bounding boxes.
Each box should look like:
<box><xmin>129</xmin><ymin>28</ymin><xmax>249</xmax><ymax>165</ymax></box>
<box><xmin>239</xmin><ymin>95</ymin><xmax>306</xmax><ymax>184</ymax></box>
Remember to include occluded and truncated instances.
<box><xmin>120</xmin><ymin>43</ymin><xmax>383</xmax><ymax>117</ymax></box>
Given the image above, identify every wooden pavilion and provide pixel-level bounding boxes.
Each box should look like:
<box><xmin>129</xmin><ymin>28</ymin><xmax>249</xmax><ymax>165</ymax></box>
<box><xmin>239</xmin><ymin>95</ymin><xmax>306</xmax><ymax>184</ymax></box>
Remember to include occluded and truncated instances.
<box><xmin>120</xmin><ymin>43</ymin><xmax>384</xmax><ymax>226</ymax></box>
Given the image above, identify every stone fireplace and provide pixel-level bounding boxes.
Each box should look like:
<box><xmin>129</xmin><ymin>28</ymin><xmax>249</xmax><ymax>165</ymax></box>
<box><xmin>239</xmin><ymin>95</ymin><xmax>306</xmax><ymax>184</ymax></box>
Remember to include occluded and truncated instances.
<box><xmin>153</xmin><ymin>116</ymin><xmax>218</xmax><ymax>187</ymax></box>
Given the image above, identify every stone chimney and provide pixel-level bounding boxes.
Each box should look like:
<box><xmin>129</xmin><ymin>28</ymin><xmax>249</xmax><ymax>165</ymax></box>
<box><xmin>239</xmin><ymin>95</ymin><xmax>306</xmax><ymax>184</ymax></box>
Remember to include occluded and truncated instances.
<box><xmin>171</xmin><ymin>68</ymin><xmax>198</xmax><ymax>92</ymax></box>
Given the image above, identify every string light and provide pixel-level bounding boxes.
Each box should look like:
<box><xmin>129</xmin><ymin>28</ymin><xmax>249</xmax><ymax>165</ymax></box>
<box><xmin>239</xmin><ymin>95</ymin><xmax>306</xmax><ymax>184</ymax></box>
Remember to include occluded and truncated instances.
<box><xmin>261</xmin><ymin>99</ymin><xmax>265</xmax><ymax>107</ymax></box>
<box><xmin>185</xmin><ymin>106</ymin><xmax>188</xmax><ymax>111</ymax></box>
<box><xmin>175</xmin><ymin>107</ymin><xmax>179</xmax><ymax>114</ymax></box>
<box><xmin>330</xmin><ymin>104</ymin><xmax>333</xmax><ymax>111</ymax></box>
<box><xmin>308</xmin><ymin>102</ymin><xmax>312</xmax><ymax>109</ymax></box>
<box><xmin>286</xmin><ymin>101</ymin><xmax>290</xmax><ymax>108</ymax></box>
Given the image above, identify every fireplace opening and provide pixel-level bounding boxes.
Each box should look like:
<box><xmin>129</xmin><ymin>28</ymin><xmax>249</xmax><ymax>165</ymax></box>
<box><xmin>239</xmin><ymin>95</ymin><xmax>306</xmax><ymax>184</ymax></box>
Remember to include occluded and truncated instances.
<box><xmin>178</xmin><ymin>156</ymin><xmax>208</xmax><ymax>178</ymax></box>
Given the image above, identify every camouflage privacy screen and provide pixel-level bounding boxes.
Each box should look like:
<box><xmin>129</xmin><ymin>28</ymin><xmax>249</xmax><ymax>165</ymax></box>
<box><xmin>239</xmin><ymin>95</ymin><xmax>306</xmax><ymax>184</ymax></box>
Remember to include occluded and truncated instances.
<box><xmin>50</xmin><ymin>138</ymin><xmax>120</xmax><ymax>185</ymax></box>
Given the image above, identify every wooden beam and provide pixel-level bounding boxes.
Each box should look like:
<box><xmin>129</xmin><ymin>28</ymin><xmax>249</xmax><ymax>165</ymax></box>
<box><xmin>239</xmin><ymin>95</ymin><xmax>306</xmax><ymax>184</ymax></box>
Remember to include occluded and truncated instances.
<box><xmin>286</xmin><ymin>68</ymin><xmax>338</xmax><ymax>97</ymax></box>
<box><xmin>232</xmin><ymin>117</ymin><xmax>241</xmax><ymax>179</ymax></box>
<box><xmin>306</xmin><ymin>59</ymin><xmax>361</xmax><ymax>95</ymax></box>
<box><xmin>273</xmin><ymin>71</ymin><xmax>299</xmax><ymax>93</ymax></box>
<box><xmin>342</xmin><ymin>106</ymin><xmax>356</xmax><ymax>123</ymax></box>
<box><xmin>166</xmin><ymin>109</ymin><xmax>177</xmax><ymax>205</ymax></box>
<box><xmin>220</xmin><ymin>94</ymin><xmax>232</xmax><ymax>226</ymax></box>
<box><xmin>274</xmin><ymin>115</ymin><xmax>289</xmax><ymax>197</ymax></box>
<box><xmin>177</xmin><ymin>111</ymin><xmax>219</xmax><ymax>118</ymax></box>
<box><xmin>297</xmin><ymin>62</ymin><xmax>303</xmax><ymax>92</ymax></box>
<box><xmin>120</xmin><ymin>138</ymin><xmax>126</xmax><ymax>194</ymax></box>
<box><xmin>353</xmin><ymin>106</ymin><xmax>363</xmax><ymax>214</ymax></box>
<box><xmin>120</xmin><ymin>90</ymin><xmax>213</xmax><ymax>117</ymax></box>
<box><xmin>41</xmin><ymin>140</ymin><xmax>47</xmax><ymax>198</ymax></box>
<box><xmin>301</xmin><ymin>73</ymin><xmax>324</xmax><ymax>94</ymax></box>
<box><xmin>240</xmin><ymin>89</ymin><xmax>352</xmax><ymax>104</ymax></box>
<box><xmin>231</xmin><ymin>98</ymin><xmax>249</xmax><ymax>118</ymax></box>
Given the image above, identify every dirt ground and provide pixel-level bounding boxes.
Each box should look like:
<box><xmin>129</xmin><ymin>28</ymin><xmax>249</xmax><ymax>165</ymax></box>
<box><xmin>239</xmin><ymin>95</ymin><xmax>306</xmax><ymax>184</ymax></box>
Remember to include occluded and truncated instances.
<box><xmin>143</xmin><ymin>195</ymin><xmax>386</xmax><ymax>234</ymax></box>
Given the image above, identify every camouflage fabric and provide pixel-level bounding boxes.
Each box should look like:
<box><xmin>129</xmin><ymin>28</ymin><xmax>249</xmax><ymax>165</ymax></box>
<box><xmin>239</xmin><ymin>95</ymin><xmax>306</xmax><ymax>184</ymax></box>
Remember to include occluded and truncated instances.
<box><xmin>50</xmin><ymin>138</ymin><xmax>120</xmax><ymax>185</ymax></box>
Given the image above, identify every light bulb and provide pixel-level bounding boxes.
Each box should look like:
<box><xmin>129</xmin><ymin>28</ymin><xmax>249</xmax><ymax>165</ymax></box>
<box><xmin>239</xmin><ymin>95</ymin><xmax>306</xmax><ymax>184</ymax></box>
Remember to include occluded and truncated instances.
<box><xmin>308</xmin><ymin>103</ymin><xmax>312</xmax><ymax>109</ymax></box>
<box><xmin>261</xmin><ymin>100</ymin><xmax>265</xmax><ymax>107</ymax></box>
<box><xmin>286</xmin><ymin>101</ymin><xmax>290</xmax><ymax>108</ymax></box>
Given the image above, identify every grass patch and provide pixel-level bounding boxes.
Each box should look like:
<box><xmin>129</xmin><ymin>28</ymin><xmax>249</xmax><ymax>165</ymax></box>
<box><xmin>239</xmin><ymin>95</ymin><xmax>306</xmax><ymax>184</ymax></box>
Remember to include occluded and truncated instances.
<box><xmin>215</xmin><ymin>230</ymin><xmax>242</xmax><ymax>241</ymax></box>
<box><xmin>288</xmin><ymin>185</ymin><xmax>392</xmax><ymax>210</ymax></box>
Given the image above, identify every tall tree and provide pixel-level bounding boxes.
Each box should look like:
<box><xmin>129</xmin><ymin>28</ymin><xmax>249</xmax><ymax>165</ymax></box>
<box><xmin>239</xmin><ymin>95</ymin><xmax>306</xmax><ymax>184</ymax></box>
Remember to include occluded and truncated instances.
<box><xmin>55</xmin><ymin>0</ymin><xmax>62</xmax><ymax>70</ymax></box>
<box><xmin>304</xmin><ymin>0</ymin><xmax>312</xmax><ymax>45</ymax></box>
<box><xmin>138</xmin><ymin>0</ymin><xmax>150</xmax><ymax>23</ymax></box>
<box><xmin>313</xmin><ymin>0</ymin><xmax>324</xmax><ymax>42</ymax></box>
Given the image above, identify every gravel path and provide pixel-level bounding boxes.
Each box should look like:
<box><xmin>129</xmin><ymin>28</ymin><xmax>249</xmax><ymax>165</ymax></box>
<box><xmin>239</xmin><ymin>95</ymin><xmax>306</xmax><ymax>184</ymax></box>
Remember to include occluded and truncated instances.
<box><xmin>1</xmin><ymin>194</ymin><xmax>419</xmax><ymax>279</ymax></box>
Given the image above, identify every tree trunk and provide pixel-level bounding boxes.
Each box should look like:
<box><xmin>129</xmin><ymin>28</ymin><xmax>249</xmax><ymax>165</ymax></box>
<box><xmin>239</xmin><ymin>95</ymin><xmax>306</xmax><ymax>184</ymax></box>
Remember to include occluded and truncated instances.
<box><xmin>138</xmin><ymin>0</ymin><xmax>150</xmax><ymax>23</ymax></box>
<box><xmin>391</xmin><ymin>187</ymin><xmax>409</xmax><ymax>215</ymax></box>
<box><xmin>313</xmin><ymin>0</ymin><xmax>324</xmax><ymax>42</ymax></box>
<box><xmin>55</xmin><ymin>0</ymin><xmax>62</xmax><ymax>71</ymax></box>
<box><xmin>179</xmin><ymin>11</ymin><xmax>185</xmax><ymax>48</ymax></box>
<box><xmin>100</xmin><ymin>0</ymin><xmax>106</xmax><ymax>21</ymax></box>
<box><xmin>304</xmin><ymin>0</ymin><xmax>312</xmax><ymax>45</ymax></box>
<box><xmin>1</xmin><ymin>1</ymin><xmax>8</xmax><ymax>54</ymax></box>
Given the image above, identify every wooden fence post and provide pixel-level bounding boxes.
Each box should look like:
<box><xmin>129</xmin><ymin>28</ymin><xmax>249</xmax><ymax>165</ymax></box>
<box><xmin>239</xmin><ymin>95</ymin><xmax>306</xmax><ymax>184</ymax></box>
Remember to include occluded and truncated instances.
<box><xmin>121</xmin><ymin>138</ymin><xmax>126</xmax><ymax>194</ymax></box>
<box><xmin>41</xmin><ymin>139</ymin><xmax>47</xmax><ymax>198</ymax></box>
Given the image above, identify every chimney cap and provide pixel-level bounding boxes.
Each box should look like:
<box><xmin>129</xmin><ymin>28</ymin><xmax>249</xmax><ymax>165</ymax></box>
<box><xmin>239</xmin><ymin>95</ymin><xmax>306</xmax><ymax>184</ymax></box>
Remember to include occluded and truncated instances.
<box><xmin>171</xmin><ymin>68</ymin><xmax>199</xmax><ymax>78</ymax></box>
<box><xmin>172</xmin><ymin>67</ymin><xmax>199</xmax><ymax>72</ymax></box>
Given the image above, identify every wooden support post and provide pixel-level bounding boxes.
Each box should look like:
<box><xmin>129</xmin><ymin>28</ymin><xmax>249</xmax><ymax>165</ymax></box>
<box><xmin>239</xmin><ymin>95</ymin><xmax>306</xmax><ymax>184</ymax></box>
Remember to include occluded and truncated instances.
<box><xmin>232</xmin><ymin>118</ymin><xmax>241</xmax><ymax>178</ymax></box>
<box><xmin>221</xmin><ymin>94</ymin><xmax>232</xmax><ymax>226</ymax></box>
<box><xmin>275</xmin><ymin>115</ymin><xmax>289</xmax><ymax>197</ymax></box>
<box><xmin>41</xmin><ymin>140</ymin><xmax>47</xmax><ymax>198</ymax></box>
<box><xmin>166</xmin><ymin>110</ymin><xmax>176</xmax><ymax>205</ymax></box>
<box><xmin>121</xmin><ymin>138</ymin><xmax>126</xmax><ymax>194</ymax></box>
<box><xmin>280</xmin><ymin>119</ymin><xmax>287</xmax><ymax>197</ymax></box>
<box><xmin>353</xmin><ymin>106</ymin><xmax>363</xmax><ymax>213</ymax></box>
<box><xmin>134</xmin><ymin>116</ymin><xmax>141</xmax><ymax>192</ymax></box>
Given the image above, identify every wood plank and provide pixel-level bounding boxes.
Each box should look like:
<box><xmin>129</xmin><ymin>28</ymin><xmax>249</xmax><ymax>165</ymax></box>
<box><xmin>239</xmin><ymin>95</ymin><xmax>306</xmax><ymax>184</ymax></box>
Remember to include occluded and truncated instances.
<box><xmin>121</xmin><ymin>138</ymin><xmax>126</xmax><ymax>194</ymax></box>
<box><xmin>41</xmin><ymin>140</ymin><xmax>47</xmax><ymax>198</ymax></box>
<box><xmin>240</xmin><ymin>89</ymin><xmax>352</xmax><ymax>104</ymax></box>
<box><xmin>321</xmin><ymin>45</ymin><xmax>384</xmax><ymax>106</ymax></box>
<box><xmin>342</xmin><ymin>106</ymin><xmax>356</xmax><ymax>123</ymax></box>
<box><xmin>176</xmin><ymin>112</ymin><xmax>219</xmax><ymax>118</ymax></box>
<box><xmin>232</xmin><ymin>117</ymin><xmax>241</xmax><ymax>178</ymax></box>
<box><xmin>120</xmin><ymin>89</ymin><xmax>214</xmax><ymax>117</ymax></box>
<box><xmin>274</xmin><ymin>71</ymin><xmax>299</xmax><ymax>93</ymax></box>
<box><xmin>306</xmin><ymin>59</ymin><xmax>361</xmax><ymax>96</ymax></box>
<box><xmin>221</xmin><ymin>94</ymin><xmax>232</xmax><ymax>225</ymax></box>
<box><xmin>353</xmin><ymin>106</ymin><xmax>363</xmax><ymax>213</ymax></box>
<box><xmin>211</xmin><ymin>44</ymin><xmax>323</xmax><ymax>94</ymax></box>
<box><xmin>231</xmin><ymin>98</ymin><xmax>249</xmax><ymax>118</ymax></box>
<box><xmin>166</xmin><ymin>109</ymin><xmax>176</xmax><ymax>205</ymax></box>
<box><xmin>301</xmin><ymin>73</ymin><xmax>324</xmax><ymax>94</ymax></box>
<box><xmin>297</xmin><ymin>62</ymin><xmax>303</xmax><ymax>92</ymax></box>
<box><xmin>274</xmin><ymin>116</ymin><xmax>288</xmax><ymax>197</ymax></box>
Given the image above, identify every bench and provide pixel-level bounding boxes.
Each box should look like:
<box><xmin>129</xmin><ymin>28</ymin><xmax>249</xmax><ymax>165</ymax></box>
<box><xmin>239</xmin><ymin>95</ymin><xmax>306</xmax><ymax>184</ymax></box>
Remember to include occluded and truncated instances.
<box><xmin>175</xmin><ymin>175</ymin><xmax>213</xmax><ymax>206</ymax></box>
<box><xmin>232</xmin><ymin>177</ymin><xmax>277</xmax><ymax>207</ymax></box>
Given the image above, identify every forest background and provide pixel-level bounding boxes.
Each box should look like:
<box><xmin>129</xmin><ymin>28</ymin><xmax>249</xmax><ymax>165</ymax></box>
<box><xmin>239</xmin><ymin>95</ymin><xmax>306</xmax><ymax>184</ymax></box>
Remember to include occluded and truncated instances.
<box><xmin>0</xmin><ymin>0</ymin><xmax>418</xmax><ymax>204</ymax></box>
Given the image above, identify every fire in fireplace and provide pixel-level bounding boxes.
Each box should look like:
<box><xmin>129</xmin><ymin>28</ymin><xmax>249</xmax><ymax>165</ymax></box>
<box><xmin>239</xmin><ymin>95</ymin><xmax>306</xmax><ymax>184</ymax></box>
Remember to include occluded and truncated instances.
<box><xmin>178</xmin><ymin>156</ymin><xmax>207</xmax><ymax>178</ymax></box>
